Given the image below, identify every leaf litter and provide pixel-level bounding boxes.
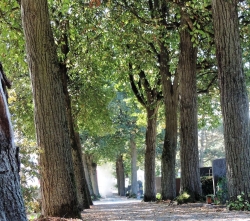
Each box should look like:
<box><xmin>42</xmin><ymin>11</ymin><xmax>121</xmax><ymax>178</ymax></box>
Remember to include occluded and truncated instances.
<box><xmin>81</xmin><ymin>201</ymin><xmax>250</xmax><ymax>221</ymax></box>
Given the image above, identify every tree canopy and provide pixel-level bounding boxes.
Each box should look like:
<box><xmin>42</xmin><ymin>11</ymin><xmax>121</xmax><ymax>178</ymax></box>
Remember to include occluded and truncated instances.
<box><xmin>1</xmin><ymin>0</ymin><xmax>250</xmax><ymax>217</ymax></box>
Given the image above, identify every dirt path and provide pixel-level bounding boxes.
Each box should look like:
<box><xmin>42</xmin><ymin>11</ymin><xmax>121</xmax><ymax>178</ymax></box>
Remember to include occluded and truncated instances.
<box><xmin>81</xmin><ymin>197</ymin><xmax>250</xmax><ymax>221</ymax></box>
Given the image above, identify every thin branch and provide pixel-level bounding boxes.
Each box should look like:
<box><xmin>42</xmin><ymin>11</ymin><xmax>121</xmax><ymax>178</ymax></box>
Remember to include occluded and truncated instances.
<box><xmin>119</xmin><ymin>0</ymin><xmax>152</xmax><ymax>24</ymax></box>
<box><xmin>148</xmin><ymin>42</ymin><xmax>160</xmax><ymax>62</ymax></box>
<box><xmin>0</xmin><ymin>62</ymin><xmax>12</xmax><ymax>103</ymax></box>
<box><xmin>153</xmin><ymin>76</ymin><xmax>163</xmax><ymax>100</ymax></box>
<box><xmin>139</xmin><ymin>70</ymin><xmax>162</xmax><ymax>103</ymax></box>
<box><xmin>148</xmin><ymin>0</ymin><xmax>154</xmax><ymax>18</ymax></box>
<box><xmin>139</xmin><ymin>70</ymin><xmax>152</xmax><ymax>95</ymax></box>
<box><xmin>197</xmin><ymin>70</ymin><xmax>217</xmax><ymax>78</ymax></box>
<box><xmin>154</xmin><ymin>0</ymin><xmax>159</xmax><ymax>11</ymax></box>
<box><xmin>128</xmin><ymin>64</ymin><xmax>146</xmax><ymax>107</ymax></box>
<box><xmin>196</xmin><ymin>63</ymin><xmax>216</xmax><ymax>72</ymax></box>
<box><xmin>197</xmin><ymin>74</ymin><xmax>217</xmax><ymax>94</ymax></box>
<box><xmin>0</xmin><ymin>63</ymin><xmax>12</xmax><ymax>89</ymax></box>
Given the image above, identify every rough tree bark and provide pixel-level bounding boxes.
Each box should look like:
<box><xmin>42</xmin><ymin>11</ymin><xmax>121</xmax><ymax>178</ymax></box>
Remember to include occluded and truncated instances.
<box><xmin>159</xmin><ymin>41</ymin><xmax>178</xmax><ymax>200</ymax></box>
<box><xmin>179</xmin><ymin>10</ymin><xmax>202</xmax><ymax>200</ymax></box>
<box><xmin>75</xmin><ymin>132</ymin><xmax>93</xmax><ymax>206</ymax></box>
<box><xmin>0</xmin><ymin>63</ymin><xmax>27</xmax><ymax>221</ymax></box>
<box><xmin>86</xmin><ymin>154</ymin><xmax>100</xmax><ymax>197</ymax></box>
<box><xmin>116</xmin><ymin>154</ymin><xmax>125</xmax><ymax>196</ymax></box>
<box><xmin>61</xmin><ymin>64</ymin><xmax>92</xmax><ymax>209</ymax></box>
<box><xmin>130</xmin><ymin>134</ymin><xmax>138</xmax><ymax>196</ymax></box>
<box><xmin>82</xmin><ymin>151</ymin><xmax>94</xmax><ymax>197</ymax></box>
<box><xmin>144</xmin><ymin>108</ymin><xmax>159</xmax><ymax>201</ymax></box>
<box><xmin>212</xmin><ymin>0</ymin><xmax>250</xmax><ymax>200</ymax></box>
<box><xmin>90</xmin><ymin>162</ymin><xmax>100</xmax><ymax>197</ymax></box>
<box><xmin>20</xmin><ymin>0</ymin><xmax>80</xmax><ymax>217</ymax></box>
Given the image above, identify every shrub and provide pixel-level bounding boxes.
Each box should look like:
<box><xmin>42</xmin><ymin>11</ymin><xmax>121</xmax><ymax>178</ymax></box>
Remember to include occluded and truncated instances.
<box><xmin>200</xmin><ymin>176</ymin><xmax>213</xmax><ymax>196</ymax></box>
<box><xmin>156</xmin><ymin>193</ymin><xmax>161</xmax><ymax>200</ymax></box>
<box><xmin>227</xmin><ymin>193</ymin><xmax>250</xmax><ymax>211</ymax></box>
<box><xmin>176</xmin><ymin>192</ymin><xmax>190</xmax><ymax>204</ymax></box>
<box><xmin>215</xmin><ymin>177</ymin><xmax>228</xmax><ymax>204</ymax></box>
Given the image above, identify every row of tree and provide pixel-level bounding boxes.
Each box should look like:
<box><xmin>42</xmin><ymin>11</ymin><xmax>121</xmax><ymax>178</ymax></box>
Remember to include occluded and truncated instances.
<box><xmin>1</xmin><ymin>0</ymin><xmax>250</xmax><ymax>220</ymax></box>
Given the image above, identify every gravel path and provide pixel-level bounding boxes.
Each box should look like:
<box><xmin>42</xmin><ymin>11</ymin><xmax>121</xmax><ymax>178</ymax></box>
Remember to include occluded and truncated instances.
<box><xmin>81</xmin><ymin>197</ymin><xmax>250</xmax><ymax>221</ymax></box>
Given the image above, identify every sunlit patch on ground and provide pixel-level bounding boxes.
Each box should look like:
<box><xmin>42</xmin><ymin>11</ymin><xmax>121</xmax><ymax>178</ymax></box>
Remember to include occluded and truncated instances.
<box><xmin>82</xmin><ymin>197</ymin><xmax>250</xmax><ymax>221</ymax></box>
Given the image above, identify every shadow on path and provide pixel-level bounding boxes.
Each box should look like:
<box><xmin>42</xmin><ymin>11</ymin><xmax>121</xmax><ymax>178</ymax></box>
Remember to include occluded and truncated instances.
<box><xmin>81</xmin><ymin>195</ymin><xmax>250</xmax><ymax>221</ymax></box>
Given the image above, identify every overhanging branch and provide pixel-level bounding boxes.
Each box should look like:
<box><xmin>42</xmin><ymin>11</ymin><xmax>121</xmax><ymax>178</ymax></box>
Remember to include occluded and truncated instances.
<box><xmin>197</xmin><ymin>74</ymin><xmax>217</xmax><ymax>94</ymax></box>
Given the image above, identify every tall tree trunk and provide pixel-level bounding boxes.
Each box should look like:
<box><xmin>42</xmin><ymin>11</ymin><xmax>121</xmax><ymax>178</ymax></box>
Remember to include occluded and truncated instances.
<box><xmin>160</xmin><ymin>42</ymin><xmax>178</xmax><ymax>200</ymax></box>
<box><xmin>179</xmin><ymin>11</ymin><xmax>202</xmax><ymax>200</ymax></box>
<box><xmin>90</xmin><ymin>162</ymin><xmax>100</xmax><ymax>197</ymax></box>
<box><xmin>86</xmin><ymin>154</ymin><xmax>100</xmax><ymax>197</ymax></box>
<box><xmin>130</xmin><ymin>134</ymin><xmax>138</xmax><ymax>196</ymax></box>
<box><xmin>20</xmin><ymin>0</ymin><xmax>80</xmax><ymax>217</ymax></box>
<box><xmin>75</xmin><ymin>132</ymin><xmax>93</xmax><ymax>206</ymax></box>
<box><xmin>0</xmin><ymin>64</ymin><xmax>27</xmax><ymax>221</ymax></box>
<box><xmin>82</xmin><ymin>151</ymin><xmax>94</xmax><ymax>196</ymax></box>
<box><xmin>116</xmin><ymin>154</ymin><xmax>125</xmax><ymax>196</ymax></box>
<box><xmin>212</xmin><ymin>0</ymin><xmax>250</xmax><ymax>200</ymax></box>
<box><xmin>147</xmin><ymin>1</ymin><xmax>178</xmax><ymax>200</ymax></box>
<box><xmin>129</xmin><ymin>66</ymin><xmax>161</xmax><ymax>202</ymax></box>
<box><xmin>144</xmin><ymin>108</ymin><xmax>158</xmax><ymax>202</ymax></box>
<box><xmin>61</xmin><ymin>64</ymin><xmax>92</xmax><ymax>209</ymax></box>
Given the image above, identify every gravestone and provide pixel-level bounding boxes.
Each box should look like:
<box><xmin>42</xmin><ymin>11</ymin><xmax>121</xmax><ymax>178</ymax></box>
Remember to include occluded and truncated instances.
<box><xmin>200</xmin><ymin>167</ymin><xmax>212</xmax><ymax>177</ymax></box>
<box><xmin>212</xmin><ymin>158</ymin><xmax>228</xmax><ymax>203</ymax></box>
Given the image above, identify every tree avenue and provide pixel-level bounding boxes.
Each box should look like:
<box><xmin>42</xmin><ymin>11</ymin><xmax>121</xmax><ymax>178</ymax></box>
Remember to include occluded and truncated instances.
<box><xmin>20</xmin><ymin>0</ymin><xmax>81</xmax><ymax>217</ymax></box>
<box><xmin>2</xmin><ymin>0</ymin><xmax>250</xmax><ymax>217</ymax></box>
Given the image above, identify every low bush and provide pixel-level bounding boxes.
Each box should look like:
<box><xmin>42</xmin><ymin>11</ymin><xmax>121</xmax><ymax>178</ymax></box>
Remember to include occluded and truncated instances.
<box><xmin>200</xmin><ymin>176</ymin><xmax>213</xmax><ymax>196</ymax></box>
<box><xmin>176</xmin><ymin>192</ymin><xmax>190</xmax><ymax>204</ymax></box>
